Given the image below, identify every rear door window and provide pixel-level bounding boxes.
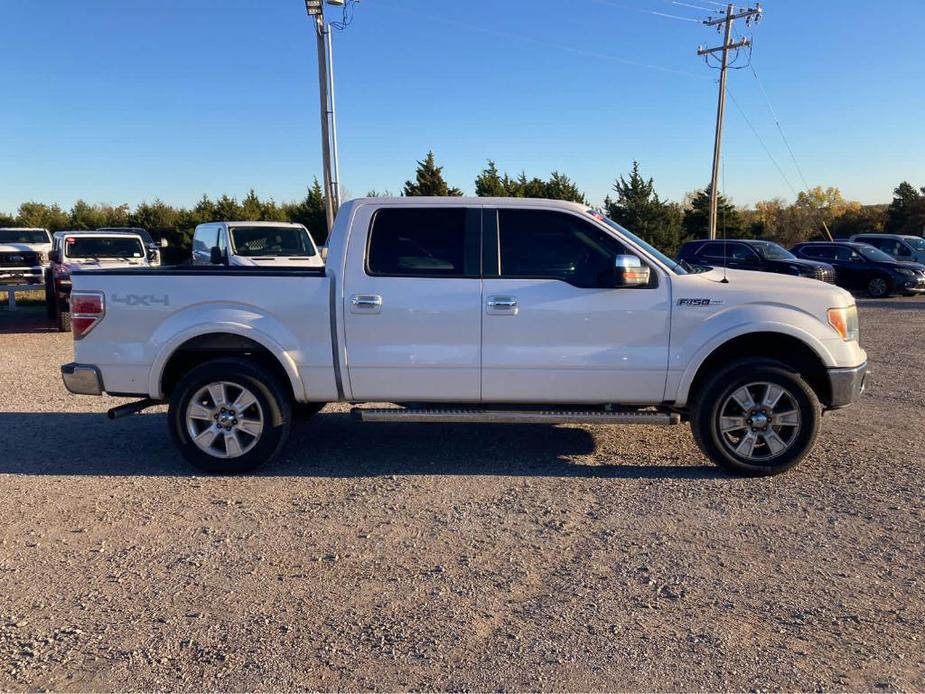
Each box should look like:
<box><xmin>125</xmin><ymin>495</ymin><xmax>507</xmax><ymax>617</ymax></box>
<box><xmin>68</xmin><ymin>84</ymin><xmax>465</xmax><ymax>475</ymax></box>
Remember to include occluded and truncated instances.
<box><xmin>366</xmin><ymin>208</ymin><xmax>479</xmax><ymax>277</ymax></box>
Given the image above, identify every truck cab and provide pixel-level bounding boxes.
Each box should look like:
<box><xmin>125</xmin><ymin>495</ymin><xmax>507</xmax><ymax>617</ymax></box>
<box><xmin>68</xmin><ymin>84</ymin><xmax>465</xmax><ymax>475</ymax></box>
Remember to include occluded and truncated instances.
<box><xmin>0</xmin><ymin>227</ymin><xmax>52</xmax><ymax>285</ymax></box>
<box><xmin>191</xmin><ymin>221</ymin><xmax>323</xmax><ymax>268</ymax></box>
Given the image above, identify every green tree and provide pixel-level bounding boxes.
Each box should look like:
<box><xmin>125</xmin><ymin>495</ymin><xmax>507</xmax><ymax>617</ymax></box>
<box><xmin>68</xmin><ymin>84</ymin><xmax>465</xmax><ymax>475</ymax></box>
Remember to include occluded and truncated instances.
<box><xmin>544</xmin><ymin>171</ymin><xmax>587</xmax><ymax>204</ymax></box>
<box><xmin>69</xmin><ymin>199</ymin><xmax>108</xmax><ymax>230</ymax></box>
<box><xmin>886</xmin><ymin>181</ymin><xmax>925</xmax><ymax>235</ymax></box>
<box><xmin>474</xmin><ymin>160</ymin><xmax>507</xmax><ymax>197</ymax></box>
<box><xmin>403</xmin><ymin>151</ymin><xmax>462</xmax><ymax>197</ymax></box>
<box><xmin>17</xmin><ymin>201</ymin><xmax>69</xmax><ymax>230</ymax></box>
<box><xmin>604</xmin><ymin>162</ymin><xmax>681</xmax><ymax>254</ymax></box>
<box><xmin>283</xmin><ymin>179</ymin><xmax>328</xmax><ymax>243</ymax></box>
<box><xmin>681</xmin><ymin>187</ymin><xmax>744</xmax><ymax>240</ymax></box>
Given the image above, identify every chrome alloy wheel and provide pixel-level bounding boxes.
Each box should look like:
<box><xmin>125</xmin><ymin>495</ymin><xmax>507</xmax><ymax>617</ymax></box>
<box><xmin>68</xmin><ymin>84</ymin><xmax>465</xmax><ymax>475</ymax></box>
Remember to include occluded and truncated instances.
<box><xmin>186</xmin><ymin>381</ymin><xmax>264</xmax><ymax>459</ymax></box>
<box><xmin>717</xmin><ymin>382</ymin><xmax>802</xmax><ymax>462</ymax></box>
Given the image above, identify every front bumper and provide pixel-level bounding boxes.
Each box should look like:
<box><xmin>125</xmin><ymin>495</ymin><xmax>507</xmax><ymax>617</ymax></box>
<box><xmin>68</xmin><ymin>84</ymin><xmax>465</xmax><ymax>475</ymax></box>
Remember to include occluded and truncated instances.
<box><xmin>0</xmin><ymin>267</ymin><xmax>43</xmax><ymax>284</ymax></box>
<box><xmin>825</xmin><ymin>361</ymin><xmax>869</xmax><ymax>409</ymax></box>
<box><xmin>61</xmin><ymin>363</ymin><xmax>104</xmax><ymax>396</ymax></box>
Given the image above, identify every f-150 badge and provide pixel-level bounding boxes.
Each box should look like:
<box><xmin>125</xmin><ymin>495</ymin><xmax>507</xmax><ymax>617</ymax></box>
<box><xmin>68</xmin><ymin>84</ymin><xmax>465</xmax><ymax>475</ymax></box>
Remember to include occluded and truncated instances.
<box><xmin>677</xmin><ymin>298</ymin><xmax>724</xmax><ymax>306</ymax></box>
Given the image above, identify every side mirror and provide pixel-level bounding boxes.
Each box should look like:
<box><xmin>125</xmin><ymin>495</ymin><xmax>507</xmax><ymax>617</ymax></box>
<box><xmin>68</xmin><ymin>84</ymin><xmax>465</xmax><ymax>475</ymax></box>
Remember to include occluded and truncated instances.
<box><xmin>48</xmin><ymin>250</ymin><xmax>61</xmax><ymax>264</ymax></box>
<box><xmin>210</xmin><ymin>246</ymin><xmax>227</xmax><ymax>265</ymax></box>
<box><xmin>613</xmin><ymin>255</ymin><xmax>650</xmax><ymax>287</ymax></box>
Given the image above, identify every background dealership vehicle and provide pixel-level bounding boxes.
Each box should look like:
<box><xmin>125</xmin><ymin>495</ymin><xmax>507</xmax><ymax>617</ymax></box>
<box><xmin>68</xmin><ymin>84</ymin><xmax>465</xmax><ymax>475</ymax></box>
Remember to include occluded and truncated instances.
<box><xmin>791</xmin><ymin>241</ymin><xmax>925</xmax><ymax>297</ymax></box>
<box><xmin>61</xmin><ymin>198</ymin><xmax>867</xmax><ymax>477</ymax></box>
<box><xmin>97</xmin><ymin>227</ymin><xmax>164</xmax><ymax>266</ymax></box>
<box><xmin>46</xmin><ymin>230</ymin><xmax>150</xmax><ymax>331</ymax></box>
<box><xmin>0</xmin><ymin>227</ymin><xmax>52</xmax><ymax>285</ymax></box>
<box><xmin>191</xmin><ymin>221</ymin><xmax>323</xmax><ymax>268</ymax></box>
<box><xmin>849</xmin><ymin>233</ymin><xmax>925</xmax><ymax>264</ymax></box>
<box><xmin>677</xmin><ymin>238</ymin><xmax>836</xmax><ymax>283</ymax></box>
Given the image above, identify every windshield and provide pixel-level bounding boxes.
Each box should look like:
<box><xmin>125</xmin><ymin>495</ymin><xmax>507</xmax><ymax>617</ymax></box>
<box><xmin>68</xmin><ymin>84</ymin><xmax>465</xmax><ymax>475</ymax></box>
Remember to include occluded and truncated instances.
<box><xmin>0</xmin><ymin>229</ymin><xmax>49</xmax><ymax>244</ymax></box>
<box><xmin>856</xmin><ymin>244</ymin><xmax>896</xmax><ymax>263</ymax></box>
<box><xmin>587</xmin><ymin>211</ymin><xmax>687</xmax><ymax>274</ymax></box>
<box><xmin>906</xmin><ymin>237</ymin><xmax>925</xmax><ymax>251</ymax></box>
<box><xmin>230</xmin><ymin>226</ymin><xmax>316</xmax><ymax>257</ymax></box>
<box><xmin>65</xmin><ymin>236</ymin><xmax>146</xmax><ymax>259</ymax></box>
<box><xmin>752</xmin><ymin>240</ymin><xmax>797</xmax><ymax>260</ymax></box>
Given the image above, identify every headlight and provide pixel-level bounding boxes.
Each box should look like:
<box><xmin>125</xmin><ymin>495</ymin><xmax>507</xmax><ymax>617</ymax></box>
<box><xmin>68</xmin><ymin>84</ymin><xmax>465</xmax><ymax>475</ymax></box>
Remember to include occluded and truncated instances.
<box><xmin>827</xmin><ymin>305</ymin><xmax>859</xmax><ymax>342</ymax></box>
<box><xmin>895</xmin><ymin>267</ymin><xmax>916</xmax><ymax>278</ymax></box>
<box><xmin>38</xmin><ymin>252</ymin><xmax>48</xmax><ymax>264</ymax></box>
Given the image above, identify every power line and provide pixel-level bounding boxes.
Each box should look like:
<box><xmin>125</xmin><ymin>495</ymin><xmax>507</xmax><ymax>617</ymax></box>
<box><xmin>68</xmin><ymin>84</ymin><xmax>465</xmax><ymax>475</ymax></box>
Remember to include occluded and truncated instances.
<box><xmin>726</xmin><ymin>88</ymin><xmax>799</xmax><ymax>198</ymax></box>
<box><xmin>592</xmin><ymin>0</ymin><xmax>700</xmax><ymax>23</ymax></box>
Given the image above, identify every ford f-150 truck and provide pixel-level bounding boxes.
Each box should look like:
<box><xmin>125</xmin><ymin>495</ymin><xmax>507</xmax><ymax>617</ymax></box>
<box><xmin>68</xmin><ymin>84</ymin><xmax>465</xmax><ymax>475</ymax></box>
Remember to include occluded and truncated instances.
<box><xmin>60</xmin><ymin>198</ymin><xmax>868</xmax><ymax>477</ymax></box>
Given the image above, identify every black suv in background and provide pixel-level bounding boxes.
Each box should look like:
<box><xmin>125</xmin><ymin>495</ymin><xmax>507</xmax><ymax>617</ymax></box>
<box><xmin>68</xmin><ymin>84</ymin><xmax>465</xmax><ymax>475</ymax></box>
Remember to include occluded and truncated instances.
<box><xmin>790</xmin><ymin>241</ymin><xmax>925</xmax><ymax>298</ymax></box>
<box><xmin>676</xmin><ymin>239</ymin><xmax>836</xmax><ymax>283</ymax></box>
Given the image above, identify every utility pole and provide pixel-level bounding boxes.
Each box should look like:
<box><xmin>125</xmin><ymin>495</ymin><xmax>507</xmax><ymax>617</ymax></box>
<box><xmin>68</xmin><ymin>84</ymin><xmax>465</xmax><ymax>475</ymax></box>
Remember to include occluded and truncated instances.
<box><xmin>305</xmin><ymin>0</ymin><xmax>344</xmax><ymax>235</ymax></box>
<box><xmin>697</xmin><ymin>3</ymin><xmax>762</xmax><ymax>239</ymax></box>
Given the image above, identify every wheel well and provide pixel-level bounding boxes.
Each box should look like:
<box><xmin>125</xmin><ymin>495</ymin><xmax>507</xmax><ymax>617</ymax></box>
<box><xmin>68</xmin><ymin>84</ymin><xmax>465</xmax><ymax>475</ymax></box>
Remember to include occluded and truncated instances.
<box><xmin>687</xmin><ymin>332</ymin><xmax>830</xmax><ymax>407</ymax></box>
<box><xmin>160</xmin><ymin>333</ymin><xmax>295</xmax><ymax>400</ymax></box>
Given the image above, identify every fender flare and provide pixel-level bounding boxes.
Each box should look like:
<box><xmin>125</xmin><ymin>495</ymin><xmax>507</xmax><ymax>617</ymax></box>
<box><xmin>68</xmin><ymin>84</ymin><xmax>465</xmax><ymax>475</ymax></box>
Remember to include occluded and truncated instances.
<box><xmin>672</xmin><ymin>321</ymin><xmax>835</xmax><ymax>407</ymax></box>
<box><xmin>147</xmin><ymin>318</ymin><xmax>305</xmax><ymax>401</ymax></box>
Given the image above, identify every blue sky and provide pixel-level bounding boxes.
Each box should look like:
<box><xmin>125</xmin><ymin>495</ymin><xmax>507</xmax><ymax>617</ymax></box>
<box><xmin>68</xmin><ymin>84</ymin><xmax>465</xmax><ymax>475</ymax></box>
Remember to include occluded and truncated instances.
<box><xmin>2</xmin><ymin>0</ymin><xmax>923</xmax><ymax>213</ymax></box>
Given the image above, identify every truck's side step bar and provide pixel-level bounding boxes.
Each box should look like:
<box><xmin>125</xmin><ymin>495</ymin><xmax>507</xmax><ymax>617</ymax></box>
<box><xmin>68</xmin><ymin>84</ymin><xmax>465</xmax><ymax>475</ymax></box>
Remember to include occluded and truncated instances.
<box><xmin>351</xmin><ymin>408</ymin><xmax>681</xmax><ymax>426</ymax></box>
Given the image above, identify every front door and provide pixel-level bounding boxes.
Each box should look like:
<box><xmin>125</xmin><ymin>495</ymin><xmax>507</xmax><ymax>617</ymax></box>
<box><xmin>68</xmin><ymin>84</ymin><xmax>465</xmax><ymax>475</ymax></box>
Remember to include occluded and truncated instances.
<box><xmin>480</xmin><ymin>208</ymin><xmax>671</xmax><ymax>404</ymax></box>
<box><xmin>342</xmin><ymin>205</ymin><xmax>483</xmax><ymax>402</ymax></box>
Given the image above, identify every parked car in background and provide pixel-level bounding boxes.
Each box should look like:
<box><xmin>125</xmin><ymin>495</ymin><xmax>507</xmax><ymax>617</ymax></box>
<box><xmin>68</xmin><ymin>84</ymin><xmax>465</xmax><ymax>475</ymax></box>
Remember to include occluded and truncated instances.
<box><xmin>849</xmin><ymin>233</ymin><xmax>925</xmax><ymax>264</ymax></box>
<box><xmin>46</xmin><ymin>230</ymin><xmax>151</xmax><ymax>331</ymax></box>
<box><xmin>62</xmin><ymin>197</ymin><xmax>868</xmax><ymax>478</ymax></box>
<box><xmin>0</xmin><ymin>227</ymin><xmax>52</xmax><ymax>285</ymax></box>
<box><xmin>191</xmin><ymin>221</ymin><xmax>323</xmax><ymax>268</ymax></box>
<box><xmin>96</xmin><ymin>227</ymin><xmax>164</xmax><ymax>266</ymax></box>
<box><xmin>677</xmin><ymin>238</ymin><xmax>836</xmax><ymax>283</ymax></box>
<box><xmin>790</xmin><ymin>241</ymin><xmax>925</xmax><ymax>298</ymax></box>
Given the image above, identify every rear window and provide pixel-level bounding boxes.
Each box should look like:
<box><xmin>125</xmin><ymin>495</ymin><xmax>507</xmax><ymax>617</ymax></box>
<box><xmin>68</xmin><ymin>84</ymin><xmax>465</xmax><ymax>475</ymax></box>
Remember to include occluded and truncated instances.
<box><xmin>366</xmin><ymin>208</ymin><xmax>476</xmax><ymax>277</ymax></box>
<box><xmin>65</xmin><ymin>236</ymin><xmax>145</xmax><ymax>259</ymax></box>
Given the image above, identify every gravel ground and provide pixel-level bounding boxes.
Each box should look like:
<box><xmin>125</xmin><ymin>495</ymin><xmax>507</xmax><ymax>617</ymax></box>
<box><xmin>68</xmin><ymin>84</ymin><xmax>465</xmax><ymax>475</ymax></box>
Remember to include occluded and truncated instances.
<box><xmin>0</xmin><ymin>298</ymin><xmax>923</xmax><ymax>692</ymax></box>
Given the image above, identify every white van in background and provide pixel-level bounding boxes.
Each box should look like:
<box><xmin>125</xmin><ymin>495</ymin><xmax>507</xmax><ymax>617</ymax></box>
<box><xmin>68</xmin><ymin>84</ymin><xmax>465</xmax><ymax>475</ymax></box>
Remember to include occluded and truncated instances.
<box><xmin>191</xmin><ymin>221</ymin><xmax>323</xmax><ymax>268</ymax></box>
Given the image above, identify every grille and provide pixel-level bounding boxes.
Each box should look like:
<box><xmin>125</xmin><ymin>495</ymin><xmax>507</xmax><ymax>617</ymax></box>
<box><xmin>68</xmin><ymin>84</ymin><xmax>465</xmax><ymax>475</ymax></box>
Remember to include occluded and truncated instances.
<box><xmin>812</xmin><ymin>267</ymin><xmax>836</xmax><ymax>284</ymax></box>
<box><xmin>0</xmin><ymin>251</ymin><xmax>40</xmax><ymax>268</ymax></box>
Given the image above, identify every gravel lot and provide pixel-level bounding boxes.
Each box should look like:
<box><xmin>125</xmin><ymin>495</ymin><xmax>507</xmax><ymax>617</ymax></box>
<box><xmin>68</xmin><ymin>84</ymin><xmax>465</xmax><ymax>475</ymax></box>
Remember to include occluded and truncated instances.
<box><xmin>0</xmin><ymin>298</ymin><xmax>923</xmax><ymax>691</ymax></box>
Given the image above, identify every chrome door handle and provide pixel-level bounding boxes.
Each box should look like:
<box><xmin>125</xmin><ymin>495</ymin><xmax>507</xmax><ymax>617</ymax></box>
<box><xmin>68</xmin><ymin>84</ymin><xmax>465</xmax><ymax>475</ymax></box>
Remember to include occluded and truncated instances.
<box><xmin>487</xmin><ymin>296</ymin><xmax>518</xmax><ymax>315</ymax></box>
<box><xmin>351</xmin><ymin>294</ymin><xmax>382</xmax><ymax>314</ymax></box>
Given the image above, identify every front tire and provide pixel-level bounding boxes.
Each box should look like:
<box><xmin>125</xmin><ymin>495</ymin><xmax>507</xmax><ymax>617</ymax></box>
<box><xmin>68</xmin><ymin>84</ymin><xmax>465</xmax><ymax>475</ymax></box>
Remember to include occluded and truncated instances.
<box><xmin>168</xmin><ymin>358</ymin><xmax>292</xmax><ymax>474</ymax></box>
<box><xmin>690</xmin><ymin>358</ymin><xmax>821</xmax><ymax>477</ymax></box>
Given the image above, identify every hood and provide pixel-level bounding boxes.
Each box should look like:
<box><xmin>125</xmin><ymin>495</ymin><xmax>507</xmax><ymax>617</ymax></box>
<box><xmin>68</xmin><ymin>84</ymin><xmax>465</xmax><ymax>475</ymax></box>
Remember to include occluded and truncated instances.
<box><xmin>766</xmin><ymin>257</ymin><xmax>832</xmax><ymax>271</ymax></box>
<box><xmin>0</xmin><ymin>242</ymin><xmax>52</xmax><ymax>253</ymax></box>
<box><xmin>676</xmin><ymin>267</ymin><xmax>854</xmax><ymax>313</ymax></box>
<box><xmin>231</xmin><ymin>255</ymin><xmax>324</xmax><ymax>268</ymax></box>
<box><xmin>895</xmin><ymin>260</ymin><xmax>925</xmax><ymax>272</ymax></box>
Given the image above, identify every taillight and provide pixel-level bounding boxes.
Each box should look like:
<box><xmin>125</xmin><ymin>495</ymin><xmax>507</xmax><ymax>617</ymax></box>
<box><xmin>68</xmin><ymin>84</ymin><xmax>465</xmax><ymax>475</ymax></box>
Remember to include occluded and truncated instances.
<box><xmin>71</xmin><ymin>292</ymin><xmax>105</xmax><ymax>339</ymax></box>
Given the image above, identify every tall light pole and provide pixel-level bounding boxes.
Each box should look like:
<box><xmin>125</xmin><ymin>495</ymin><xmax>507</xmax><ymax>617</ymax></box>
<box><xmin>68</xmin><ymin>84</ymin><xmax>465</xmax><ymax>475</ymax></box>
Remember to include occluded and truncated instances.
<box><xmin>305</xmin><ymin>0</ymin><xmax>343</xmax><ymax>234</ymax></box>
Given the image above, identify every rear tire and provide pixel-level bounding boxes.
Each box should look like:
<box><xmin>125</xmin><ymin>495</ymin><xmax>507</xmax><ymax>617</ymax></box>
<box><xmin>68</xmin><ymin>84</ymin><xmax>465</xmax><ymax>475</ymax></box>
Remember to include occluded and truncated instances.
<box><xmin>167</xmin><ymin>358</ymin><xmax>292</xmax><ymax>474</ymax></box>
<box><xmin>57</xmin><ymin>309</ymin><xmax>71</xmax><ymax>332</ymax></box>
<box><xmin>690</xmin><ymin>358</ymin><xmax>821</xmax><ymax>477</ymax></box>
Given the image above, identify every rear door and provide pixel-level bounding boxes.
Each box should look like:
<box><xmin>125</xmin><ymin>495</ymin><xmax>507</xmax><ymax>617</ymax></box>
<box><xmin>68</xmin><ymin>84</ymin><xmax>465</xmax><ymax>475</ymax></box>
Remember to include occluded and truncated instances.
<box><xmin>341</xmin><ymin>205</ymin><xmax>483</xmax><ymax>402</ymax></box>
<box><xmin>480</xmin><ymin>207</ymin><xmax>671</xmax><ymax>404</ymax></box>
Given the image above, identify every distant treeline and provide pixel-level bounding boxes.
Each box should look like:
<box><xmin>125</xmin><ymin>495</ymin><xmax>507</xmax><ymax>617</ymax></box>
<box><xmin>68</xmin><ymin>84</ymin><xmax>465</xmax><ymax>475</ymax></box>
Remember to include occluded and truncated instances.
<box><xmin>3</xmin><ymin>152</ymin><xmax>923</xmax><ymax>259</ymax></box>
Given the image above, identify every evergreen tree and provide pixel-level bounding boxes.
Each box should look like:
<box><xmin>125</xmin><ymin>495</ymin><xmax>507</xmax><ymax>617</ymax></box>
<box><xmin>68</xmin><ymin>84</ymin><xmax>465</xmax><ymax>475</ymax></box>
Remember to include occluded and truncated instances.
<box><xmin>545</xmin><ymin>171</ymin><xmax>587</xmax><ymax>204</ymax></box>
<box><xmin>682</xmin><ymin>186</ymin><xmax>744</xmax><ymax>240</ymax></box>
<box><xmin>474</xmin><ymin>160</ymin><xmax>506</xmax><ymax>197</ymax></box>
<box><xmin>604</xmin><ymin>162</ymin><xmax>680</xmax><ymax>254</ymax></box>
<box><xmin>283</xmin><ymin>179</ymin><xmax>328</xmax><ymax>243</ymax></box>
<box><xmin>403</xmin><ymin>151</ymin><xmax>462</xmax><ymax>197</ymax></box>
<box><xmin>886</xmin><ymin>181</ymin><xmax>925</xmax><ymax>235</ymax></box>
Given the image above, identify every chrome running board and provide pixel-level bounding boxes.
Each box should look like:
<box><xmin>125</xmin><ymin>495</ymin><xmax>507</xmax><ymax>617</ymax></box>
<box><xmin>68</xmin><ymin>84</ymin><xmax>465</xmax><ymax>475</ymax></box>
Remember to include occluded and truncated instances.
<box><xmin>351</xmin><ymin>408</ymin><xmax>681</xmax><ymax>426</ymax></box>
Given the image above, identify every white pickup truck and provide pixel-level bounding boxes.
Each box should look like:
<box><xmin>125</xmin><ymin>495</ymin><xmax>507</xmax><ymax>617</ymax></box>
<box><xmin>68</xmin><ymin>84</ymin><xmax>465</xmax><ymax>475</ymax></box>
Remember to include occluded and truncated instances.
<box><xmin>61</xmin><ymin>198</ymin><xmax>868</xmax><ymax>477</ymax></box>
